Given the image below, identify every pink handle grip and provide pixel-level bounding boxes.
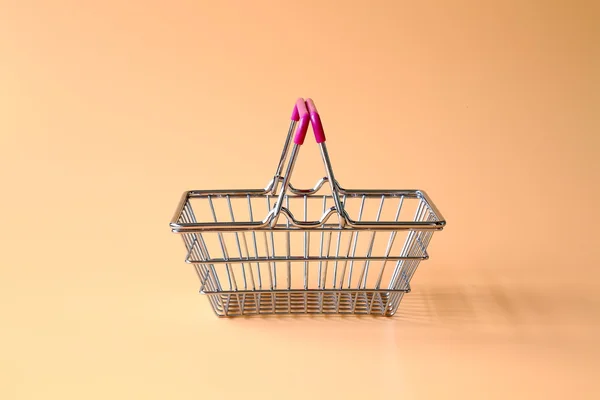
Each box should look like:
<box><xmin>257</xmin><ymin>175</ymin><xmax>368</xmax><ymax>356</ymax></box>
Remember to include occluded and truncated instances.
<box><xmin>292</xmin><ymin>98</ymin><xmax>310</xmax><ymax>145</ymax></box>
<box><xmin>306</xmin><ymin>98</ymin><xmax>326</xmax><ymax>143</ymax></box>
<box><xmin>291</xmin><ymin>102</ymin><xmax>300</xmax><ymax>121</ymax></box>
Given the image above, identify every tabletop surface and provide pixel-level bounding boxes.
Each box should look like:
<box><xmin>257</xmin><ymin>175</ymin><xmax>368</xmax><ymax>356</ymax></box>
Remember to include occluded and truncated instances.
<box><xmin>1</xmin><ymin>1</ymin><xmax>599</xmax><ymax>399</ymax></box>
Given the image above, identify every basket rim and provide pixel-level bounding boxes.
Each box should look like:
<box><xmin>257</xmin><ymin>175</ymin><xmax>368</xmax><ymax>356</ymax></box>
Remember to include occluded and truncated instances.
<box><xmin>170</xmin><ymin>188</ymin><xmax>445</xmax><ymax>233</ymax></box>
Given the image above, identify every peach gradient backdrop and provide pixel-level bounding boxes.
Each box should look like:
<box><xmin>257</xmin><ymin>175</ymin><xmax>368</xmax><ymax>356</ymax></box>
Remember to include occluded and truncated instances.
<box><xmin>1</xmin><ymin>1</ymin><xmax>599</xmax><ymax>399</ymax></box>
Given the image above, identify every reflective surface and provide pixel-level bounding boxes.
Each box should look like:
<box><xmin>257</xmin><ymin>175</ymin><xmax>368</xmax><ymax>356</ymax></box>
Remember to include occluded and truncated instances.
<box><xmin>171</xmin><ymin>106</ymin><xmax>445</xmax><ymax>316</ymax></box>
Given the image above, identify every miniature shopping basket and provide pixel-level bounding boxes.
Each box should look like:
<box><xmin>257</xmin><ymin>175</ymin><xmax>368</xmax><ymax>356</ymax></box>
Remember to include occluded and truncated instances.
<box><xmin>169</xmin><ymin>98</ymin><xmax>446</xmax><ymax>317</ymax></box>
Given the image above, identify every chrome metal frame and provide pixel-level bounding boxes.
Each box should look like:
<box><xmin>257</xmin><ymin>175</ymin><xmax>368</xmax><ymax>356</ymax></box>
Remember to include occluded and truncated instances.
<box><xmin>169</xmin><ymin>111</ymin><xmax>445</xmax><ymax>317</ymax></box>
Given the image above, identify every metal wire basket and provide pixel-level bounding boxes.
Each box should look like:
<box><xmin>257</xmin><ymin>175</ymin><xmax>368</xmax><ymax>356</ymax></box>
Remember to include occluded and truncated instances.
<box><xmin>169</xmin><ymin>98</ymin><xmax>446</xmax><ymax>317</ymax></box>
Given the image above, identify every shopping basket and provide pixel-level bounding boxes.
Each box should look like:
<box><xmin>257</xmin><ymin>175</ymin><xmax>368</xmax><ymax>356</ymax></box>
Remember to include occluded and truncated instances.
<box><xmin>169</xmin><ymin>98</ymin><xmax>446</xmax><ymax>317</ymax></box>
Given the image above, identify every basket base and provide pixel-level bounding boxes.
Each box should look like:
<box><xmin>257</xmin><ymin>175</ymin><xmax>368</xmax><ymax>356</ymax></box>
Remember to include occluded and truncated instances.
<box><xmin>203</xmin><ymin>290</ymin><xmax>407</xmax><ymax>317</ymax></box>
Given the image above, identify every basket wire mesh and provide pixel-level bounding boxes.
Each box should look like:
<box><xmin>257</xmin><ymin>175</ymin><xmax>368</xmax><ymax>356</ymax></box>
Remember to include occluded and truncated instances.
<box><xmin>169</xmin><ymin>98</ymin><xmax>445</xmax><ymax>317</ymax></box>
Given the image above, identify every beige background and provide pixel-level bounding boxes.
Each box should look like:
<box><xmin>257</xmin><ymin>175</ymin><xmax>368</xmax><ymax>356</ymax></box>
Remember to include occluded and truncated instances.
<box><xmin>1</xmin><ymin>1</ymin><xmax>599</xmax><ymax>399</ymax></box>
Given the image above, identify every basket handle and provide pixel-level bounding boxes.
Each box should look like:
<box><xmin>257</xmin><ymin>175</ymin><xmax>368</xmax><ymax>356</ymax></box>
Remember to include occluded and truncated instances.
<box><xmin>304</xmin><ymin>98</ymin><xmax>348</xmax><ymax>226</ymax></box>
<box><xmin>305</xmin><ymin>98</ymin><xmax>327</xmax><ymax>143</ymax></box>
<box><xmin>267</xmin><ymin>99</ymin><xmax>310</xmax><ymax>224</ymax></box>
<box><xmin>270</xmin><ymin>98</ymin><xmax>346</xmax><ymax>227</ymax></box>
<box><xmin>290</xmin><ymin>98</ymin><xmax>327</xmax><ymax>144</ymax></box>
<box><xmin>291</xmin><ymin>98</ymin><xmax>311</xmax><ymax>145</ymax></box>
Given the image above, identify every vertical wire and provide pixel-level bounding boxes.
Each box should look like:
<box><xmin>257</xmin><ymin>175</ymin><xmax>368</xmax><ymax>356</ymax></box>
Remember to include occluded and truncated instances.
<box><xmin>393</xmin><ymin>217</ymin><xmax>436</xmax><ymax>306</ymax></box>
<box><xmin>318</xmin><ymin>196</ymin><xmax>326</xmax><ymax>288</ymax></box>
<box><xmin>180</xmin><ymin>205</ymin><xmax>208</xmax><ymax>291</ymax></box>
<box><xmin>344</xmin><ymin>195</ymin><xmax>366</xmax><ymax>288</ymax></box>
<box><xmin>333</xmin><ymin>194</ymin><xmax>346</xmax><ymax>313</ymax></box>
<box><xmin>286</xmin><ymin>196</ymin><xmax>291</xmax><ymax>290</ymax></box>
<box><xmin>182</xmin><ymin>234</ymin><xmax>209</xmax><ymax>297</ymax></box>
<box><xmin>183</xmin><ymin>235</ymin><xmax>203</xmax><ymax>282</ymax></box>
<box><xmin>398</xmin><ymin>202</ymin><xmax>430</xmax><ymax>288</ymax></box>
<box><xmin>223</xmin><ymin>294</ymin><xmax>230</xmax><ymax>316</ymax></box>
<box><xmin>412</xmin><ymin>202</ymin><xmax>431</xmax><ymax>260</ymax></box>
<box><xmin>226</xmin><ymin>195</ymin><xmax>248</xmax><ymax>290</ymax></box>
<box><xmin>184</xmin><ymin>200</ymin><xmax>222</xmax><ymax>313</ymax></box>
<box><xmin>354</xmin><ymin>195</ymin><xmax>384</xmax><ymax>314</ymax></box>
<box><xmin>387</xmin><ymin>199</ymin><xmax>425</xmax><ymax>313</ymax></box>
<box><xmin>398</xmin><ymin>232</ymin><xmax>433</xmax><ymax>291</ymax></box>
<box><xmin>262</xmin><ymin>232</ymin><xmax>274</xmax><ymax>290</ymax></box>
<box><xmin>320</xmin><ymin>231</ymin><xmax>333</xmax><ymax>314</ymax></box>
<box><xmin>239</xmin><ymin>293</ymin><xmax>246</xmax><ymax>316</ymax></box>
<box><xmin>303</xmin><ymin>195</ymin><xmax>309</xmax><ymax>312</ymax></box>
<box><xmin>303</xmin><ymin>195</ymin><xmax>309</xmax><ymax>290</ymax></box>
<box><xmin>374</xmin><ymin>195</ymin><xmax>404</xmax><ymax>289</ymax></box>
<box><xmin>238</xmin><ymin>222</ymin><xmax>255</xmax><ymax>290</ymax></box>
<box><xmin>267</xmin><ymin>195</ymin><xmax>277</xmax><ymax>290</ymax></box>
<box><xmin>321</xmin><ymin>230</ymin><xmax>333</xmax><ymax>289</ymax></box>
<box><xmin>286</xmin><ymin>196</ymin><xmax>291</xmax><ymax>312</ymax></box>
<box><xmin>358</xmin><ymin>195</ymin><xmax>385</xmax><ymax>289</ymax></box>
<box><xmin>369</xmin><ymin>196</ymin><xmax>404</xmax><ymax>313</ymax></box>
<box><xmin>332</xmin><ymin>231</ymin><xmax>343</xmax><ymax>288</ymax></box>
<box><xmin>266</xmin><ymin>195</ymin><xmax>276</xmax><ymax>311</ymax></box>
<box><xmin>197</xmin><ymin>234</ymin><xmax>221</xmax><ymax>292</ymax></box>
<box><xmin>248</xmin><ymin>196</ymin><xmax>261</xmax><ymax>314</ymax></box>
<box><xmin>318</xmin><ymin>196</ymin><xmax>327</xmax><ymax>313</ymax></box>
<box><xmin>247</xmin><ymin>196</ymin><xmax>262</xmax><ymax>291</ymax></box>
<box><xmin>382</xmin><ymin>293</ymin><xmax>392</xmax><ymax>316</ymax></box>
<box><xmin>388</xmin><ymin>200</ymin><xmax>424</xmax><ymax>289</ymax></box>
<box><xmin>186</xmin><ymin>202</ymin><xmax>222</xmax><ymax>296</ymax></box>
<box><xmin>208</xmin><ymin>196</ymin><xmax>237</xmax><ymax>291</ymax></box>
<box><xmin>331</xmin><ymin>194</ymin><xmax>347</xmax><ymax>289</ymax></box>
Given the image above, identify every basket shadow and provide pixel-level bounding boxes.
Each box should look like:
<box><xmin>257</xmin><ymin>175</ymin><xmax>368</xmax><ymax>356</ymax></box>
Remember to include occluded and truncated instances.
<box><xmin>394</xmin><ymin>287</ymin><xmax>477</xmax><ymax>324</ymax></box>
<box><xmin>216</xmin><ymin>281</ymin><xmax>599</xmax><ymax>336</ymax></box>
<box><xmin>220</xmin><ymin>284</ymin><xmax>516</xmax><ymax>325</ymax></box>
<box><xmin>394</xmin><ymin>283</ymin><xmax>558</xmax><ymax>326</ymax></box>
